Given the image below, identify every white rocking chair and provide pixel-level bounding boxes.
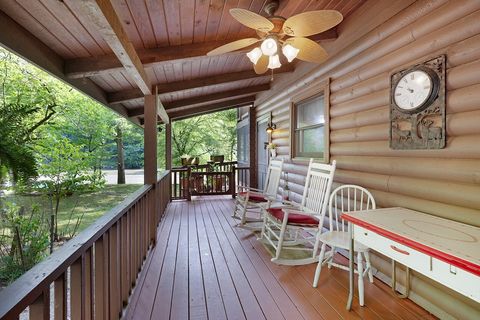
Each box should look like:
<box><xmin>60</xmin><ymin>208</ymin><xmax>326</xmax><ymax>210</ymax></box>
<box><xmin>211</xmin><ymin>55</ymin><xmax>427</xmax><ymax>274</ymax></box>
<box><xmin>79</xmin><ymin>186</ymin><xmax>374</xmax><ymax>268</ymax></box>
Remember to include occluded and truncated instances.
<box><xmin>258</xmin><ymin>159</ymin><xmax>336</xmax><ymax>265</ymax></box>
<box><xmin>313</xmin><ymin>184</ymin><xmax>376</xmax><ymax>306</ymax></box>
<box><xmin>233</xmin><ymin>159</ymin><xmax>284</xmax><ymax>230</ymax></box>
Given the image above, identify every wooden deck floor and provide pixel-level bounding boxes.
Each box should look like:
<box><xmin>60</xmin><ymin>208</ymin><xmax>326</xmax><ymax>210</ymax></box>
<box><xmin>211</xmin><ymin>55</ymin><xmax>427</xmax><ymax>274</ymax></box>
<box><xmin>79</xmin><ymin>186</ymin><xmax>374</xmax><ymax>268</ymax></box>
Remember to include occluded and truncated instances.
<box><xmin>125</xmin><ymin>197</ymin><xmax>436</xmax><ymax>320</ymax></box>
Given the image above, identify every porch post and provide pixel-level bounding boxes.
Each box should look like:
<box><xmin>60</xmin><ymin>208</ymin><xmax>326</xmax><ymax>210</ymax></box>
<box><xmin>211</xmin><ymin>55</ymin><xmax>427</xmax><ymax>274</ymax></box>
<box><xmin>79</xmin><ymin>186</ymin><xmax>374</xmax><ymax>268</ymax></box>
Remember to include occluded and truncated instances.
<box><xmin>144</xmin><ymin>94</ymin><xmax>158</xmax><ymax>246</ymax></box>
<box><xmin>165</xmin><ymin>123</ymin><xmax>172</xmax><ymax>170</ymax></box>
<box><xmin>249</xmin><ymin>106</ymin><xmax>257</xmax><ymax>188</ymax></box>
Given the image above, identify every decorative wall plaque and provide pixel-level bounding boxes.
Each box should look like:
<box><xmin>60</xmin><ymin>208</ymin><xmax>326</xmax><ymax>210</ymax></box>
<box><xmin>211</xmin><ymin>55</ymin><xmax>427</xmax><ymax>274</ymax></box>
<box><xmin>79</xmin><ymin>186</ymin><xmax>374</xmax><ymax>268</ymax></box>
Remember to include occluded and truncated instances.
<box><xmin>390</xmin><ymin>55</ymin><xmax>446</xmax><ymax>149</ymax></box>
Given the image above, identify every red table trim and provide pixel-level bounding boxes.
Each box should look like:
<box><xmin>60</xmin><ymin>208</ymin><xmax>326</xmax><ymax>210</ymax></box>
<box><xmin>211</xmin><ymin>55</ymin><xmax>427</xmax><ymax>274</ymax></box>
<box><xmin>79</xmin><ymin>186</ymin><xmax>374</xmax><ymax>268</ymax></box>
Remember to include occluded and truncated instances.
<box><xmin>343</xmin><ymin>213</ymin><xmax>480</xmax><ymax>277</ymax></box>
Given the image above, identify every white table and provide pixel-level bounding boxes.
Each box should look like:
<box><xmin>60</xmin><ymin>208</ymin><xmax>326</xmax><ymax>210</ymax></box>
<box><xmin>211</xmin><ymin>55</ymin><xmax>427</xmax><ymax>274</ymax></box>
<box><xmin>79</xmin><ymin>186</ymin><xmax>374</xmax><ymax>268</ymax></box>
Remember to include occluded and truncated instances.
<box><xmin>342</xmin><ymin>207</ymin><xmax>480</xmax><ymax>310</ymax></box>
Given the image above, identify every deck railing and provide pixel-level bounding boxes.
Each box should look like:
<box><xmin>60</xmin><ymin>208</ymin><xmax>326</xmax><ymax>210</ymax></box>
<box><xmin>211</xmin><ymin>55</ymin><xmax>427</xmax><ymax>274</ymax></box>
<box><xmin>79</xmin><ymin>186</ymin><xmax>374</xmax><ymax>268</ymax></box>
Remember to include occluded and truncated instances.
<box><xmin>170</xmin><ymin>163</ymin><xmax>250</xmax><ymax>200</ymax></box>
<box><xmin>0</xmin><ymin>171</ymin><xmax>171</xmax><ymax>320</ymax></box>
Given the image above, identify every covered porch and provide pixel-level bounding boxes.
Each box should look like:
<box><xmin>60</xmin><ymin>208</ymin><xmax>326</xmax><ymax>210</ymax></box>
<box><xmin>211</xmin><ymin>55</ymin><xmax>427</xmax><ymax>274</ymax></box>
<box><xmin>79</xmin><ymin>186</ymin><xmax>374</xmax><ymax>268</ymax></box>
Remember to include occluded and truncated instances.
<box><xmin>0</xmin><ymin>0</ymin><xmax>479</xmax><ymax>319</ymax></box>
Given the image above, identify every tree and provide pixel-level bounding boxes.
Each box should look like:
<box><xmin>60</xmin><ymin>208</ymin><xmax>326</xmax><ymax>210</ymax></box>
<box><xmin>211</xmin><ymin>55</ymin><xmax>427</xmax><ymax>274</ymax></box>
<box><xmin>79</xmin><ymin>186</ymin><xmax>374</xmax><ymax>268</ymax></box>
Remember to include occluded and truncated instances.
<box><xmin>34</xmin><ymin>135</ymin><xmax>91</xmax><ymax>242</ymax></box>
<box><xmin>170</xmin><ymin>109</ymin><xmax>238</xmax><ymax>166</ymax></box>
<box><xmin>0</xmin><ymin>48</ymin><xmax>63</xmax><ymax>183</ymax></box>
<box><xmin>115</xmin><ymin>120</ymin><xmax>126</xmax><ymax>184</ymax></box>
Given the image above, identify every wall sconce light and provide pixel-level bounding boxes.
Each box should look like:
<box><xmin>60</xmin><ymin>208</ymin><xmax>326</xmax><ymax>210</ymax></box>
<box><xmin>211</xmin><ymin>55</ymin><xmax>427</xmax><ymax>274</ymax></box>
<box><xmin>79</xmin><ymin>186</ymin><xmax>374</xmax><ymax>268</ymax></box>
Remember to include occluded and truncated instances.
<box><xmin>266</xmin><ymin>122</ymin><xmax>276</xmax><ymax>134</ymax></box>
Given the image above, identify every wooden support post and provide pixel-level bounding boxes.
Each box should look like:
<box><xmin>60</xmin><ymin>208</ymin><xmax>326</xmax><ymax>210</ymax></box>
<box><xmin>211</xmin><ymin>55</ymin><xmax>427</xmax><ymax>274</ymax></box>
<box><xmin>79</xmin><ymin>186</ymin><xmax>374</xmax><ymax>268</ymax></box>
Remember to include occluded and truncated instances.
<box><xmin>186</xmin><ymin>167</ymin><xmax>192</xmax><ymax>201</ymax></box>
<box><xmin>165</xmin><ymin>123</ymin><xmax>172</xmax><ymax>170</ymax></box>
<box><xmin>249</xmin><ymin>106</ymin><xmax>257</xmax><ymax>188</ymax></box>
<box><xmin>144</xmin><ymin>94</ymin><xmax>158</xmax><ymax>245</ymax></box>
<box><xmin>231</xmin><ymin>165</ymin><xmax>236</xmax><ymax>199</ymax></box>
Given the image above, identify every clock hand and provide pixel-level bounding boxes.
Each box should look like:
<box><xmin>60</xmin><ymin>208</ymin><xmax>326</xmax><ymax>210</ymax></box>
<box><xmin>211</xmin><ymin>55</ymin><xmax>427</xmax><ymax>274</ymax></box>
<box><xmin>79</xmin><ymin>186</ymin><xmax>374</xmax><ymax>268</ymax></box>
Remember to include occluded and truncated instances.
<box><xmin>407</xmin><ymin>88</ymin><xmax>414</xmax><ymax>93</ymax></box>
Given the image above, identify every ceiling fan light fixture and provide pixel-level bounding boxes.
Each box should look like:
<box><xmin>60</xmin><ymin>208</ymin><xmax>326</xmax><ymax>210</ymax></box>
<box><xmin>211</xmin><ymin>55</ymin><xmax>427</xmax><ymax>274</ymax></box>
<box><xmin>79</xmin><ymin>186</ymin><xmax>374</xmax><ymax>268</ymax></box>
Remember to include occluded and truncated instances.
<box><xmin>261</xmin><ymin>37</ymin><xmax>278</xmax><ymax>56</ymax></box>
<box><xmin>282</xmin><ymin>44</ymin><xmax>299</xmax><ymax>62</ymax></box>
<box><xmin>247</xmin><ymin>47</ymin><xmax>263</xmax><ymax>64</ymax></box>
<box><xmin>268</xmin><ymin>54</ymin><xmax>281</xmax><ymax>69</ymax></box>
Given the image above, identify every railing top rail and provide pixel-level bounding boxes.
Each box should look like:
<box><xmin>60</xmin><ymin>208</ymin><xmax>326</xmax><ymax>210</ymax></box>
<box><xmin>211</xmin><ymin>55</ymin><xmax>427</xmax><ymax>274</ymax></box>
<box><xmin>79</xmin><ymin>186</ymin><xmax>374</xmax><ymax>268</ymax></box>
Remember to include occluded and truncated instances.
<box><xmin>0</xmin><ymin>171</ymin><xmax>170</xmax><ymax>319</ymax></box>
<box><xmin>172</xmin><ymin>161</ymin><xmax>238</xmax><ymax>170</ymax></box>
<box><xmin>190</xmin><ymin>171</ymin><xmax>233</xmax><ymax>175</ymax></box>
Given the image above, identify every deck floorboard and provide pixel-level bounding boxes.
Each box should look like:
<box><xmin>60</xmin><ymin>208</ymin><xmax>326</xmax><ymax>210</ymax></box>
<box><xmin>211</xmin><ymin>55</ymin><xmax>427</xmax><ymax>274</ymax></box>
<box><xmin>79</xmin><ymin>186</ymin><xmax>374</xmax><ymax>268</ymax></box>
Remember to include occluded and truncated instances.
<box><xmin>126</xmin><ymin>197</ymin><xmax>437</xmax><ymax>320</ymax></box>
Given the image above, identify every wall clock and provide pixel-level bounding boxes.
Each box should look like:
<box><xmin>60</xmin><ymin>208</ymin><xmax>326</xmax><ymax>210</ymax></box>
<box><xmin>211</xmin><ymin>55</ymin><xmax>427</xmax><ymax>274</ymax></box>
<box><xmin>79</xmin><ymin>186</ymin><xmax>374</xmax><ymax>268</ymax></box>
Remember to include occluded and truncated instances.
<box><xmin>390</xmin><ymin>55</ymin><xmax>446</xmax><ymax>150</ymax></box>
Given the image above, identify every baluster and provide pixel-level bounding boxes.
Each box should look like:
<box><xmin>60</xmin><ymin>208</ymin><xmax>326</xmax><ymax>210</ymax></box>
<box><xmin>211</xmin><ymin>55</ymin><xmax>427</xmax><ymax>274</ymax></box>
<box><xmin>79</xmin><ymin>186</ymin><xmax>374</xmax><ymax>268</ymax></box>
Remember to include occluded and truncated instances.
<box><xmin>85</xmin><ymin>248</ymin><xmax>93</xmax><ymax>320</ymax></box>
<box><xmin>71</xmin><ymin>255</ymin><xmax>85</xmax><ymax>320</ymax></box>
<box><xmin>122</xmin><ymin>215</ymin><xmax>130</xmax><ymax>302</ymax></box>
<box><xmin>29</xmin><ymin>289</ymin><xmax>50</xmax><ymax>320</ymax></box>
<box><xmin>109</xmin><ymin>224</ymin><xmax>120</xmax><ymax>319</ymax></box>
<box><xmin>54</xmin><ymin>272</ymin><xmax>67</xmax><ymax>320</ymax></box>
<box><xmin>94</xmin><ymin>234</ymin><xmax>109</xmax><ymax>320</ymax></box>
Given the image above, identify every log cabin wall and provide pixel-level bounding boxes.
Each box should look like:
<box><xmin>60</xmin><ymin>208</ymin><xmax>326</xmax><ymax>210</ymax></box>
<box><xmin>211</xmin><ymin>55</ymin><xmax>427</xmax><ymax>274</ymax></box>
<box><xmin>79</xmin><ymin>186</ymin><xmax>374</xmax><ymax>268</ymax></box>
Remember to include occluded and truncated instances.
<box><xmin>255</xmin><ymin>0</ymin><xmax>480</xmax><ymax>318</ymax></box>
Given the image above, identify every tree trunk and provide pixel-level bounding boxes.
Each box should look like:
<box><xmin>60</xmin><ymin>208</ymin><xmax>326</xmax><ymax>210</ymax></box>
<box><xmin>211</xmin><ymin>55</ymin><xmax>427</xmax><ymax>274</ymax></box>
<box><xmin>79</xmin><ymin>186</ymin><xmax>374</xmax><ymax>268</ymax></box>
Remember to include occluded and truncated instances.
<box><xmin>116</xmin><ymin>123</ymin><xmax>126</xmax><ymax>184</ymax></box>
<box><xmin>48</xmin><ymin>195</ymin><xmax>54</xmax><ymax>253</ymax></box>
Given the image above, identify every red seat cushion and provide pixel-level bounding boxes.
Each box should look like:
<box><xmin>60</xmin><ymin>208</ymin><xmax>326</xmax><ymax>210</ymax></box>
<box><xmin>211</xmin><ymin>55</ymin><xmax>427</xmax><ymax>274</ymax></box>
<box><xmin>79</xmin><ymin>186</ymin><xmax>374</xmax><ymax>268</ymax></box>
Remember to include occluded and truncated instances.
<box><xmin>267</xmin><ymin>208</ymin><xmax>319</xmax><ymax>226</ymax></box>
<box><xmin>239</xmin><ymin>192</ymin><xmax>268</xmax><ymax>203</ymax></box>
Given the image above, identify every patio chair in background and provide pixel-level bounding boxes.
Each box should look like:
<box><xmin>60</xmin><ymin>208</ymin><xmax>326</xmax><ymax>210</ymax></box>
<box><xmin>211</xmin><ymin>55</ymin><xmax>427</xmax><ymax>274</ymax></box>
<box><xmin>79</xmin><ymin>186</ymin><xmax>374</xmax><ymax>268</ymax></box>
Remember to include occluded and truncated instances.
<box><xmin>233</xmin><ymin>158</ymin><xmax>284</xmax><ymax>230</ymax></box>
<box><xmin>258</xmin><ymin>159</ymin><xmax>336</xmax><ymax>265</ymax></box>
<box><xmin>313</xmin><ymin>184</ymin><xmax>376</xmax><ymax>306</ymax></box>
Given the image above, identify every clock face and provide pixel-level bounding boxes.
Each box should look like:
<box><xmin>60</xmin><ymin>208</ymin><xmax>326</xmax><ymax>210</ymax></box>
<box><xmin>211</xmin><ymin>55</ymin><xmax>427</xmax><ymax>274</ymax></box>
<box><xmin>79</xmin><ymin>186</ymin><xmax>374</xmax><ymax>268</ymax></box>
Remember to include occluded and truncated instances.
<box><xmin>394</xmin><ymin>70</ymin><xmax>433</xmax><ymax>111</ymax></box>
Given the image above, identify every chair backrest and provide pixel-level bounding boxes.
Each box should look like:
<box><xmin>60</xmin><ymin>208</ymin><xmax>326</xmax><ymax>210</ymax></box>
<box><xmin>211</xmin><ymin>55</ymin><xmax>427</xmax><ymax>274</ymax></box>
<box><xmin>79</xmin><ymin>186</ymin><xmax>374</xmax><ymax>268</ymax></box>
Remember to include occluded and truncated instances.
<box><xmin>263</xmin><ymin>159</ymin><xmax>284</xmax><ymax>198</ymax></box>
<box><xmin>300</xmin><ymin>159</ymin><xmax>336</xmax><ymax>220</ymax></box>
<box><xmin>327</xmin><ymin>184</ymin><xmax>376</xmax><ymax>232</ymax></box>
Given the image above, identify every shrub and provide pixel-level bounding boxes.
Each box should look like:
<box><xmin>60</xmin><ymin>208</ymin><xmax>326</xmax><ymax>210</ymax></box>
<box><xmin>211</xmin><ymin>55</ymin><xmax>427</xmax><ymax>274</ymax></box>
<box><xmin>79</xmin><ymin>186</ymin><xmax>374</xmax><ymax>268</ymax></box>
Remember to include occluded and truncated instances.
<box><xmin>0</xmin><ymin>201</ymin><xmax>49</xmax><ymax>283</ymax></box>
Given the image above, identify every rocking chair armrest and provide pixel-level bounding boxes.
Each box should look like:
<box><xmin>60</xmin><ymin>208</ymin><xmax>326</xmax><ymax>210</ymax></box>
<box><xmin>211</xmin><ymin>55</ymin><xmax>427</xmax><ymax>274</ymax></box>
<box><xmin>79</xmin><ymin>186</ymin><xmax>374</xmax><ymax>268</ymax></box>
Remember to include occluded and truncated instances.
<box><xmin>237</xmin><ymin>186</ymin><xmax>264</xmax><ymax>193</ymax></box>
<box><xmin>281</xmin><ymin>206</ymin><xmax>316</xmax><ymax>216</ymax></box>
<box><xmin>278</xmin><ymin>200</ymin><xmax>300</xmax><ymax>208</ymax></box>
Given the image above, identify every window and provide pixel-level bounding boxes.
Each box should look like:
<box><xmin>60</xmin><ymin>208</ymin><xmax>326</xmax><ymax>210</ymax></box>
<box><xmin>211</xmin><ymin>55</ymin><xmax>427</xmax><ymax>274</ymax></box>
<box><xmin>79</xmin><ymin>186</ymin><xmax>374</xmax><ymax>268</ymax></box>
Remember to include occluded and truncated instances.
<box><xmin>290</xmin><ymin>82</ymin><xmax>329</xmax><ymax>161</ymax></box>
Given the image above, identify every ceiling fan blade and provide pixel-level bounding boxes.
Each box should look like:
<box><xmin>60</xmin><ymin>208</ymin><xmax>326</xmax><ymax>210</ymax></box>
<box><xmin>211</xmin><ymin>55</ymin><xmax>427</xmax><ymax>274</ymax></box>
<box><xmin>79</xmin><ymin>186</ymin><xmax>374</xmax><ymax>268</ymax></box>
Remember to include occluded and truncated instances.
<box><xmin>254</xmin><ymin>55</ymin><xmax>269</xmax><ymax>74</ymax></box>
<box><xmin>230</xmin><ymin>8</ymin><xmax>274</xmax><ymax>32</ymax></box>
<box><xmin>207</xmin><ymin>38</ymin><xmax>259</xmax><ymax>56</ymax></box>
<box><xmin>283</xmin><ymin>10</ymin><xmax>343</xmax><ymax>37</ymax></box>
<box><xmin>285</xmin><ymin>37</ymin><xmax>328</xmax><ymax>63</ymax></box>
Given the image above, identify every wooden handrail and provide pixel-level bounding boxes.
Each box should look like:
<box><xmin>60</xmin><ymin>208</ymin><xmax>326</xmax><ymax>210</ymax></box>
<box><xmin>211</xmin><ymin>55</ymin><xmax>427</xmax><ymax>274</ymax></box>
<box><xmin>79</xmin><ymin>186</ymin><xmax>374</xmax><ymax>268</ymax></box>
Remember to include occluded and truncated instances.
<box><xmin>0</xmin><ymin>171</ymin><xmax>171</xmax><ymax>319</ymax></box>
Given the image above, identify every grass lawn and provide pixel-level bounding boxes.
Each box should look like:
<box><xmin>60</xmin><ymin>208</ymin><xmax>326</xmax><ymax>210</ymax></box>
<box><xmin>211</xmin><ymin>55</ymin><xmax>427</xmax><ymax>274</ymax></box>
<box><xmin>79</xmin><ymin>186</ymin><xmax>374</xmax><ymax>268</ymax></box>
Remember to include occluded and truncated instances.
<box><xmin>3</xmin><ymin>184</ymin><xmax>143</xmax><ymax>237</ymax></box>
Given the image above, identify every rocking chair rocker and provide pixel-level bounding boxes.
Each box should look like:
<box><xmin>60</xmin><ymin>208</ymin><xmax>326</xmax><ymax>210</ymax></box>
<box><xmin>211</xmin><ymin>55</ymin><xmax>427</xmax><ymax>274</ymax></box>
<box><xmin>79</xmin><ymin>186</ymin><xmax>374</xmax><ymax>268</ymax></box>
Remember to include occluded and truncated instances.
<box><xmin>258</xmin><ymin>159</ymin><xmax>336</xmax><ymax>265</ymax></box>
<box><xmin>233</xmin><ymin>159</ymin><xmax>284</xmax><ymax>230</ymax></box>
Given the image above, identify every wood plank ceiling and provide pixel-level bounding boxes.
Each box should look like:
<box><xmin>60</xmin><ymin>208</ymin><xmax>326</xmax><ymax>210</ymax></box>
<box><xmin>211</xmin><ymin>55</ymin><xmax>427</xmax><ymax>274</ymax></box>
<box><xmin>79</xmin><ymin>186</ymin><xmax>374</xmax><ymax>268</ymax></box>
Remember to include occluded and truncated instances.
<box><xmin>0</xmin><ymin>0</ymin><xmax>365</xmax><ymax>122</ymax></box>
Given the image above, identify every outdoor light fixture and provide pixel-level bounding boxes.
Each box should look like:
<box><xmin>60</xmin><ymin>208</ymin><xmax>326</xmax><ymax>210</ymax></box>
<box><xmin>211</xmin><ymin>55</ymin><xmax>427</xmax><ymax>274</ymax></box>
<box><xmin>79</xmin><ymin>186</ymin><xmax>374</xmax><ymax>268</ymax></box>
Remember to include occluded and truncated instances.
<box><xmin>245</xmin><ymin>37</ymin><xmax>300</xmax><ymax>71</ymax></box>
<box><xmin>260</xmin><ymin>37</ymin><xmax>278</xmax><ymax>56</ymax></box>
<box><xmin>268</xmin><ymin>55</ymin><xmax>281</xmax><ymax>69</ymax></box>
<box><xmin>207</xmin><ymin>6</ymin><xmax>343</xmax><ymax>75</ymax></box>
<box><xmin>266</xmin><ymin>122</ymin><xmax>276</xmax><ymax>134</ymax></box>
<box><xmin>282</xmin><ymin>44</ymin><xmax>299</xmax><ymax>62</ymax></box>
<box><xmin>247</xmin><ymin>47</ymin><xmax>262</xmax><ymax>64</ymax></box>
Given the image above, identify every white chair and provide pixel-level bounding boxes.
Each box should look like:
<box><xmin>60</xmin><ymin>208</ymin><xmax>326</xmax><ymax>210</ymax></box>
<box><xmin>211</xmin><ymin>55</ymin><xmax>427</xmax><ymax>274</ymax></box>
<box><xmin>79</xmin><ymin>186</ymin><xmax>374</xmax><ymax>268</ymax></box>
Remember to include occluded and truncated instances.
<box><xmin>313</xmin><ymin>184</ymin><xmax>376</xmax><ymax>306</ymax></box>
<box><xmin>233</xmin><ymin>159</ymin><xmax>284</xmax><ymax>230</ymax></box>
<box><xmin>258</xmin><ymin>159</ymin><xmax>336</xmax><ymax>265</ymax></box>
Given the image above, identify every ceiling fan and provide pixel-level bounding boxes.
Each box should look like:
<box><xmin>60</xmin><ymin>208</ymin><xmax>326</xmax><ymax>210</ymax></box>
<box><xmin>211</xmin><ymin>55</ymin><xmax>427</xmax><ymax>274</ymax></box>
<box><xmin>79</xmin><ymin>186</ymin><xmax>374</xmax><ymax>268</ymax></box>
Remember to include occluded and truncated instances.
<box><xmin>206</xmin><ymin>1</ymin><xmax>343</xmax><ymax>75</ymax></box>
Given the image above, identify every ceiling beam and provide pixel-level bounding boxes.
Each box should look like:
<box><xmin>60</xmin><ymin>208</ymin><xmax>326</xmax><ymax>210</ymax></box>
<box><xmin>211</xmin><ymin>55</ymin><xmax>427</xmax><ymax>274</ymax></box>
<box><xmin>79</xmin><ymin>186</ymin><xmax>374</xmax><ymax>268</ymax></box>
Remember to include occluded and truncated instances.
<box><xmin>108</xmin><ymin>65</ymin><xmax>293</xmax><ymax>105</ymax></box>
<box><xmin>168</xmin><ymin>96</ymin><xmax>256</xmax><ymax>121</ymax></box>
<box><xmin>165</xmin><ymin>84</ymin><xmax>269</xmax><ymax>110</ymax></box>
<box><xmin>64</xmin><ymin>30</ymin><xmax>337</xmax><ymax>79</ymax></box>
<box><xmin>77</xmin><ymin>0</ymin><xmax>151</xmax><ymax>95</ymax></box>
<box><xmin>127</xmin><ymin>84</ymin><xmax>269</xmax><ymax>117</ymax></box>
<box><xmin>65</xmin><ymin>39</ymin><xmax>240</xmax><ymax>79</ymax></box>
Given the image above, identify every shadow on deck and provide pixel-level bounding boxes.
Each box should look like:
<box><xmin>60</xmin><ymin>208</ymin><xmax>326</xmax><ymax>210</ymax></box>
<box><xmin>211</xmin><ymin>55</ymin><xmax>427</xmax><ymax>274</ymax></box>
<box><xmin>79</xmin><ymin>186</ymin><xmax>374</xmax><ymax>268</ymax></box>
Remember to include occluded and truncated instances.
<box><xmin>126</xmin><ymin>196</ymin><xmax>435</xmax><ymax>320</ymax></box>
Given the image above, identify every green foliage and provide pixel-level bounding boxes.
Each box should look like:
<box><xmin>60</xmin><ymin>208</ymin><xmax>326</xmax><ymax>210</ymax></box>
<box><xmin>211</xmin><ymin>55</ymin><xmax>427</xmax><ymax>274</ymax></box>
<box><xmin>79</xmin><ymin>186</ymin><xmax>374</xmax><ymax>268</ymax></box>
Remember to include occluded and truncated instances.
<box><xmin>0</xmin><ymin>202</ymin><xmax>49</xmax><ymax>283</ymax></box>
<box><xmin>0</xmin><ymin>49</ymin><xmax>62</xmax><ymax>182</ymax></box>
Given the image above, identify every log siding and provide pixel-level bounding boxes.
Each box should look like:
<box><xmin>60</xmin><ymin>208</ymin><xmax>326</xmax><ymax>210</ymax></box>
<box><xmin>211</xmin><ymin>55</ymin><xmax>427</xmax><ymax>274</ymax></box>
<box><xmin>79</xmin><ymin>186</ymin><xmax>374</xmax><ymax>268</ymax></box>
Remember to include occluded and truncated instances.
<box><xmin>255</xmin><ymin>0</ymin><xmax>480</xmax><ymax>318</ymax></box>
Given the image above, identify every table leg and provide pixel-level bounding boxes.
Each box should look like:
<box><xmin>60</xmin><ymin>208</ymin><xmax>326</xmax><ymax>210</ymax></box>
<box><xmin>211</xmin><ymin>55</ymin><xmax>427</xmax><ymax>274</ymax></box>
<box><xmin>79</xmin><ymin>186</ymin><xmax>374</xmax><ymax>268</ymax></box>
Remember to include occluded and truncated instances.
<box><xmin>347</xmin><ymin>222</ymin><xmax>354</xmax><ymax>310</ymax></box>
